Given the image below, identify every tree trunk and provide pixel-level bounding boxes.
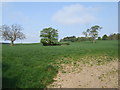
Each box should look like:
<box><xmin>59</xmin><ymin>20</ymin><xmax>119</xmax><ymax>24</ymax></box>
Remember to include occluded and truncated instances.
<box><xmin>92</xmin><ymin>37</ymin><xmax>96</xmax><ymax>43</ymax></box>
<box><xmin>11</xmin><ymin>41</ymin><xmax>14</xmax><ymax>46</ymax></box>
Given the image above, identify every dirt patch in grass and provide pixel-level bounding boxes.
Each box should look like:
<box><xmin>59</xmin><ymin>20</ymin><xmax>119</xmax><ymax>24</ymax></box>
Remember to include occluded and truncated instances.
<box><xmin>48</xmin><ymin>56</ymin><xmax>118</xmax><ymax>88</ymax></box>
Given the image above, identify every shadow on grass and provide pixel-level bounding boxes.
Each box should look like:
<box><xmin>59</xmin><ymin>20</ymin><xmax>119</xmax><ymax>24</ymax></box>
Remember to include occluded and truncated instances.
<box><xmin>2</xmin><ymin>77</ymin><xmax>19</xmax><ymax>88</ymax></box>
<box><xmin>2</xmin><ymin>62</ymin><xmax>19</xmax><ymax>88</ymax></box>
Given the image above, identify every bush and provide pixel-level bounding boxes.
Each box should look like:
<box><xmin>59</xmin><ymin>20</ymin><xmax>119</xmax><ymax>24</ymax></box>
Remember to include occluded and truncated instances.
<box><xmin>41</xmin><ymin>40</ymin><xmax>61</xmax><ymax>46</ymax></box>
<box><xmin>40</xmin><ymin>38</ymin><xmax>61</xmax><ymax>46</ymax></box>
<box><xmin>52</xmin><ymin>42</ymin><xmax>61</xmax><ymax>46</ymax></box>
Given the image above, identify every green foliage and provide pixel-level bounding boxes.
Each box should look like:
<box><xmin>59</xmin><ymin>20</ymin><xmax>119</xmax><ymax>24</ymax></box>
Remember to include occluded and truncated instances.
<box><xmin>2</xmin><ymin>40</ymin><xmax>118</xmax><ymax>88</ymax></box>
<box><xmin>60</xmin><ymin>36</ymin><xmax>77</xmax><ymax>42</ymax></box>
<box><xmin>60</xmin><ymin>33</ymin><xmax>119</xmax><ymax>43</ymax></box>
<box><xmin>82</xmin><ymin>31</ymin><xmax>87</xmax><ymax>37</ymax></box>
<box><xmin>107</xmin><ymin>33</ymin><xmax>120</xmax><ymax>40</ymax></box>
<box><xmin>102</xmin><ymin>34</ymin><xmax>108</xmax><ymax>40</ymax></box>
<box><xmin>82</xmin><ymin>29</ymin><xmax>90</xmax><ymax>38</ymax></box>
<box><xmin>40</xmin><ymin>27</ymin><xmax>59</xmax><ymax>46</ymax></box>
<box><xmin>60</xmin><ymin>36</ymin><xmax>93</xmax><ymax>42</ymax></box>
<box><xmin>82</xmin><ymin>25</ymin><xmax>102</xmax><ymax>43</ymax></box>
<box><xmin>98</xmin><ymin>37</ymin><xmax>102</xmax><ymax>40</ymax></box>
<box><xmin>100</xmin><ymin>33</ymin><xmax>120</xmax><ymax>40</ymax></box>
<box><xmin>89</xmin><ymin>25</ymin><xmax>102</xmax><ymax>42</ymax></box>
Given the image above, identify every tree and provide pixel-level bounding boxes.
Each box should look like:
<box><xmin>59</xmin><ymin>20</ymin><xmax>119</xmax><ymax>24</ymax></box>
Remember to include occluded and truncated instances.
<box><xmin>117</xmin><ymin>33</ymin><xmax>120</xmax><ymax>40</ymax></box>
<box><xmin>40</xmin><ymin>27</ymin><xmax>59</xmax><ymax>46</ymax></box>
<box><xmin>108</xmin><ymin>33</ymin><xmax>119</xmax><ymax>40</ymax></box>
<box><xmin>98</xmin><ymin>37</ymin><xmax>102</xmax><ymax>40</ymax></box>
<box><xmin>89</xmin><ymin>25</ymin><xmax>102</xmax><ymax>43</ymax></box>
<box><xmin>102</xmin><ymin>34</ymin><xmax>108</xmax><ymax>40</ymax></box>
<box><xmin>0</xmin><ymin>24</ymin><xmax>26</xmax><ymax>46</ymax></box>
<box><xmin>82</xmin><ymin>31</ymin><xmax>87</xmax><ymax>37</ymax></box>
<box><xmin>82</xmin><ymin>29</ymin><xmax>90</xmax><ymax>38</ymax></box>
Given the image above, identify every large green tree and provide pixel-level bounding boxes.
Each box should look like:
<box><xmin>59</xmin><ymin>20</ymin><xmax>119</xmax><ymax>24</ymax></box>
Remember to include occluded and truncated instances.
<box><xmin>40</xmin><ymin>27</ymin><xmax>58</xmax><ymax>46</ymax></box>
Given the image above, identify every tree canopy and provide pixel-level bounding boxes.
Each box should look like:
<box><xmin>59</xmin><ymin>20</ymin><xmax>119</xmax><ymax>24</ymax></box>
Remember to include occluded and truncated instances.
<box><xmin>40</xmin><ymin>27</ymin><xmax>59</xmax><ymax>46</ymax></box>
<box><xmin>82</xmin><ymin>25</ymin><xmax>102</xmax><ymax>43</ymax></box>
<box><xmin>102</xmin><ymin>34</ymin><xmax>108</xmax><ymax>40</ymax></box>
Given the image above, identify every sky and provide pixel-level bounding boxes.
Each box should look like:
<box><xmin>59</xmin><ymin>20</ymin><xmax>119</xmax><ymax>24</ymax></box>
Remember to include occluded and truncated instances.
<box><xmin>1</xmin><ymin>2</ymin><xmax>118</xmax><ymax>43</ymax></box>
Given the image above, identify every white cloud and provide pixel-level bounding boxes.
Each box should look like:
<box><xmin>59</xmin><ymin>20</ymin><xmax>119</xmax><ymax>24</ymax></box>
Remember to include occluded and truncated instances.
<box><xmin>52</xmin><ymin>4</ymin><xmax>97</xmax><ymax>25</ymax></box>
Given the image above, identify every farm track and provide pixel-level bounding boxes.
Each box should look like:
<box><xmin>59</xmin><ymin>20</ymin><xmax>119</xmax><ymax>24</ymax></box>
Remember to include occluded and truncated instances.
<box><xmin>48</xmin><ymin>57</ymin><xmax>118</xmax><ymax>88</ymax></box>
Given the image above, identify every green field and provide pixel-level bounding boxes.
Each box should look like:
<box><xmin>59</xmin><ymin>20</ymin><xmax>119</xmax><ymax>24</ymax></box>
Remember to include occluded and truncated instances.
<box><xmin>2</xmin><ymin>40</ymin><xmax>118</xmax><ymax>88</ymax></box>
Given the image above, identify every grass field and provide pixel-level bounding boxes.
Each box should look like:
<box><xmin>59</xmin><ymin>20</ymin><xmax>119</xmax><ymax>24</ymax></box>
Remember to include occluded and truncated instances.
<box><xmin>2</xmin><ymin>40</ymin><xmax>118</xmax><ymax>88</ymax></box>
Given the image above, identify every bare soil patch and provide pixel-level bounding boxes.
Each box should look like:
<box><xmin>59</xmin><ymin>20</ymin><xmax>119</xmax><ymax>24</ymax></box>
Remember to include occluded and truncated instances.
<box><xmin>48</xmin><ymin>56</ymin><xmax>118</xmax><ymax>88</ymax></box>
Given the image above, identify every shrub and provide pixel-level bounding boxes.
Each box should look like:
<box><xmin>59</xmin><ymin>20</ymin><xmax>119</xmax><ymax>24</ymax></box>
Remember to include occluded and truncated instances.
<box><xmin>41</xmin><ymin>39</ymin><xmax>61</xmax><ymax>46</ymax></box>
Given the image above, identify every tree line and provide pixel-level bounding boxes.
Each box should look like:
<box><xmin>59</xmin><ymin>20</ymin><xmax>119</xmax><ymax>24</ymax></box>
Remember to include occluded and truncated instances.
<box><xmin>0</xmin><ymin>24</ymin><xmax>119</xmax><ymax>46</ymax></box>
<box><xmin>60</xmin><ymin>33</ymin><xmax>120</xmax><ymax>42</ymax></box>
<box><xmin>98</xmin><ymin>33</ymin><xmax>120</xmax><ymax>40</ymax></box>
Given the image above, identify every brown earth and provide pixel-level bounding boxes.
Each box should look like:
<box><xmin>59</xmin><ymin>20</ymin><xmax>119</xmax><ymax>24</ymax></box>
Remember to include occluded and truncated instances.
<box><xmin>48</xmin><ymin>57</ymin><xmax>118</xmax><ymax>88</ymax></box>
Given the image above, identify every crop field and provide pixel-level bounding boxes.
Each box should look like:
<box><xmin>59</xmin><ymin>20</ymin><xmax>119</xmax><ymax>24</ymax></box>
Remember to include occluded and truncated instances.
<box><xmin>2</xmin><ymin>40</ymin><xmax>119</xmax><ymax>88</ymax></box>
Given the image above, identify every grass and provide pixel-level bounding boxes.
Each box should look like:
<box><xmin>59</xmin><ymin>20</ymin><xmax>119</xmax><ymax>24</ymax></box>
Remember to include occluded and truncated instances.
<box><xmin>2</xmin><ymin>40</ymin><xmax>118</xmax><ymax>88</ymax></box>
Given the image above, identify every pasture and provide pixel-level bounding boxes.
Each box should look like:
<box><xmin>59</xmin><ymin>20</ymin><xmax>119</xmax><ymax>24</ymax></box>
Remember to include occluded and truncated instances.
<box><xmin>2</xmin><ymin>40</ymin><xmax>118</xmax><ymax>88</ymax></box>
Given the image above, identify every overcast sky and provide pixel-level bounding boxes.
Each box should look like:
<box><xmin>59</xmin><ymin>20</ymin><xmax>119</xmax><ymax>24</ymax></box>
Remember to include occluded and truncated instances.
<box><xmin>1</xmin><ymin>2</ymin><xmax>118</xmax><ymax>43</ymax></box>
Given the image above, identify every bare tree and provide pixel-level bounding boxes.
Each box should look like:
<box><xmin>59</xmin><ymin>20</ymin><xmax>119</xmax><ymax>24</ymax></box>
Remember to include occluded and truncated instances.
<box><xmin>0</xmin><ymin>24</ymin><xmax>26</xmax><ymax>46</ymax></box>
